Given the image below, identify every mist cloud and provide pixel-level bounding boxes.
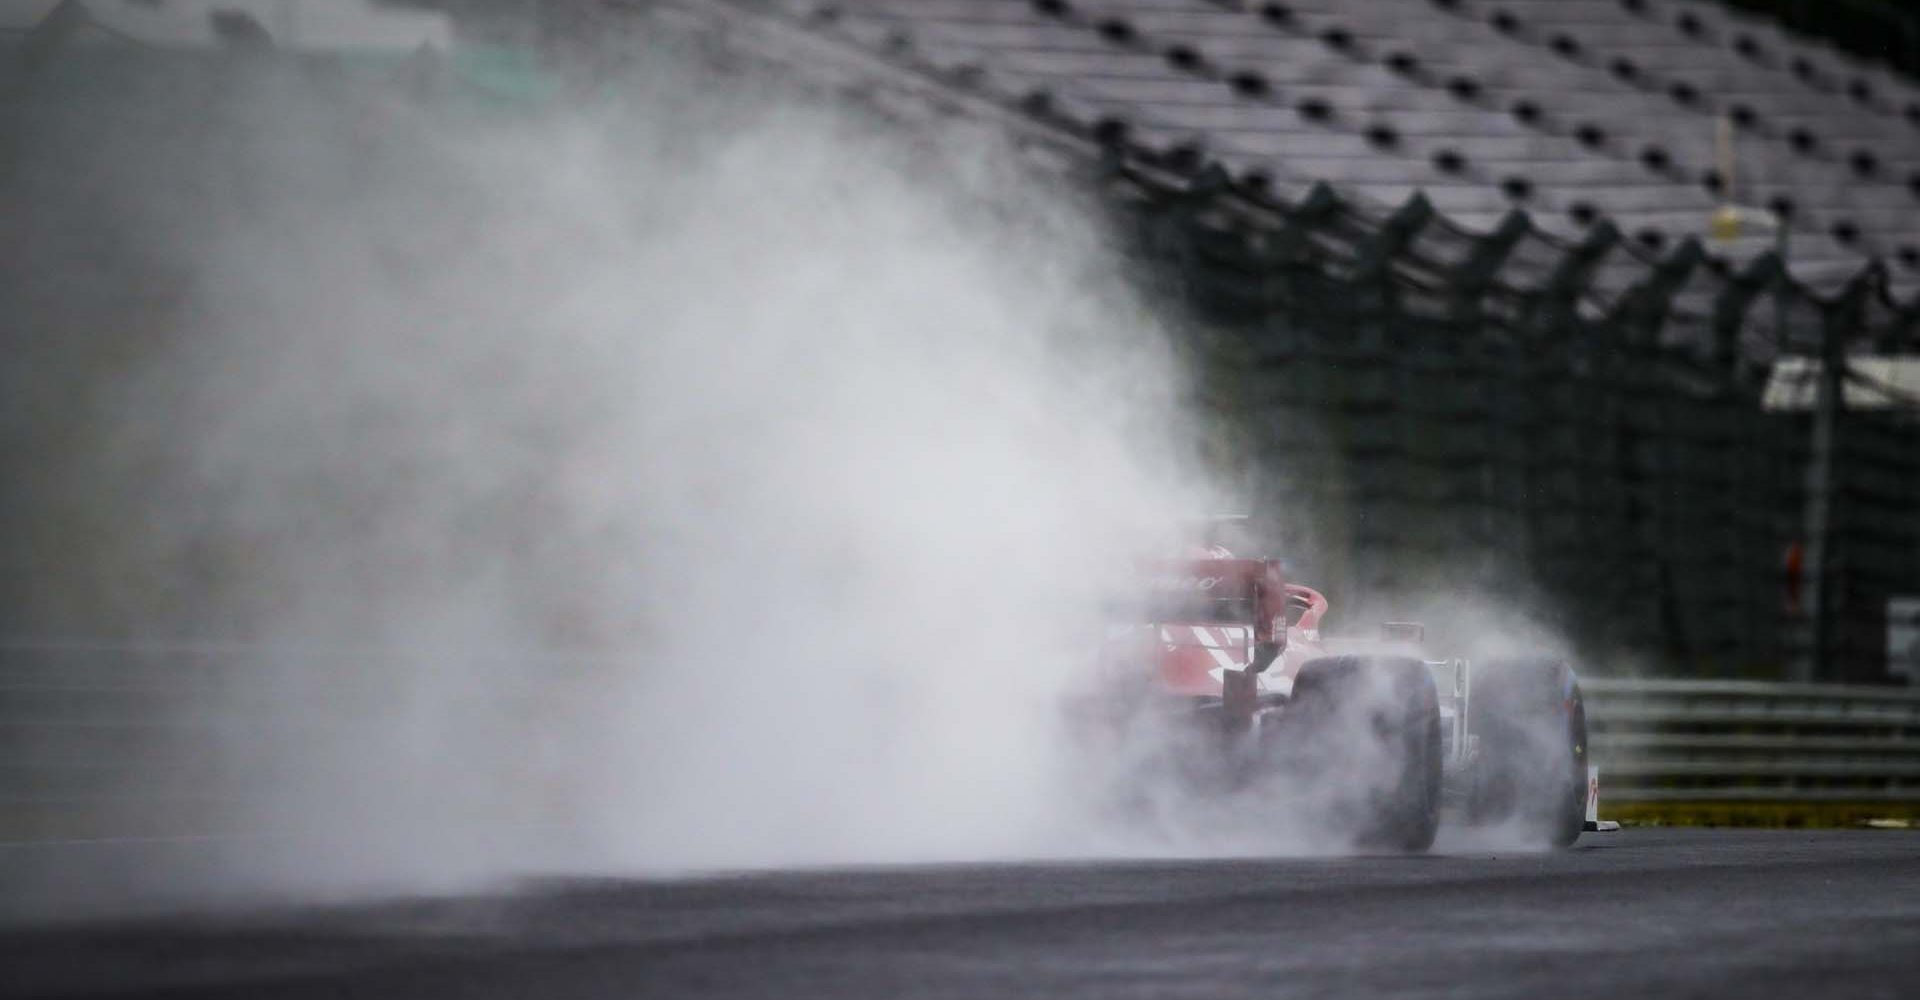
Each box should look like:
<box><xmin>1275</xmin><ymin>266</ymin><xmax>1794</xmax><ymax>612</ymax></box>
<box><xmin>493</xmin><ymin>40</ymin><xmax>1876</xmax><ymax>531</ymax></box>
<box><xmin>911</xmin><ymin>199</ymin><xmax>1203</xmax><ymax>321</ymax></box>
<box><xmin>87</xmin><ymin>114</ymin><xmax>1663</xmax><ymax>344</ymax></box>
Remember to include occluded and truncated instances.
<box><xmin>4</xmin><ymin>36</ymin><xmax>1230</xmax><ymax>908</ymax></box>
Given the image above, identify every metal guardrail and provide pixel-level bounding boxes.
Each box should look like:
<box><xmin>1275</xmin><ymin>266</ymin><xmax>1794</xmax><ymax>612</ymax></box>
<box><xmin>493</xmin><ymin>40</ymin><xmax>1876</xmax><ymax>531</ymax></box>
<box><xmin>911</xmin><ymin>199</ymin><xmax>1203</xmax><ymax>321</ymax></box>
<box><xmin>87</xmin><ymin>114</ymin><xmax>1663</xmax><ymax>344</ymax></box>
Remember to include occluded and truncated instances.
<box><xmin>1584</xmin><ymin>678</ymin><xmax>1920</xmax><ymax>802</ymax></box>
<box><xmin>4</xmin><ymin>646</ymin><xmax>1920</xmax><ymax>841</ymax></box>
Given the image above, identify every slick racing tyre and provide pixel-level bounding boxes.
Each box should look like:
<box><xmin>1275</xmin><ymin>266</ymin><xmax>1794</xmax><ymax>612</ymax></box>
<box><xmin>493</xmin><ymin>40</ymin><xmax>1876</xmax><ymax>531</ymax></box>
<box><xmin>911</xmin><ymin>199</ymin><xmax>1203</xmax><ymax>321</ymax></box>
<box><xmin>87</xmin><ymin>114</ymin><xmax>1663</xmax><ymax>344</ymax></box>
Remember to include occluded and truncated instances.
<box><xmin>1466</xmin><ymin>657</ymin><xmax>1588</xmax><ymax>848</ymax></box>
<box><xmin>1286</xmin><ymin>655</ymin><xmax>1442</xmax><ymax>853</ymax></box>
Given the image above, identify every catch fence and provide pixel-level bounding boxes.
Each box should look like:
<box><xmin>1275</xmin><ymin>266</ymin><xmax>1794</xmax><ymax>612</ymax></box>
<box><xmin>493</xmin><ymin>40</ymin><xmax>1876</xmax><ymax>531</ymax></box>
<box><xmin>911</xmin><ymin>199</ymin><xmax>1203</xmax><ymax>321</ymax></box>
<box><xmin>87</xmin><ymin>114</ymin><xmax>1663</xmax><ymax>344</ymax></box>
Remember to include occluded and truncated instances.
<box><xmin>1099</xmin><ymin>168</ymin><xmax>1920</xmax><ymax>683</ymax></box>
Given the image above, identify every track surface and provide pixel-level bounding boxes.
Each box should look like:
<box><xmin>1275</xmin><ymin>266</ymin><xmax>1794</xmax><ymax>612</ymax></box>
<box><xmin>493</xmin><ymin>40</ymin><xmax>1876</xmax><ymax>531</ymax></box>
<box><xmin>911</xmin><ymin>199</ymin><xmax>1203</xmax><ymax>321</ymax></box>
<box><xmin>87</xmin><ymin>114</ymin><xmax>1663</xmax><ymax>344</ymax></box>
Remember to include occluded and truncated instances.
<box><xmin>2</xmin><ymin>829</ymin><xmax>1917</xmax><ymax>999</ymax></box>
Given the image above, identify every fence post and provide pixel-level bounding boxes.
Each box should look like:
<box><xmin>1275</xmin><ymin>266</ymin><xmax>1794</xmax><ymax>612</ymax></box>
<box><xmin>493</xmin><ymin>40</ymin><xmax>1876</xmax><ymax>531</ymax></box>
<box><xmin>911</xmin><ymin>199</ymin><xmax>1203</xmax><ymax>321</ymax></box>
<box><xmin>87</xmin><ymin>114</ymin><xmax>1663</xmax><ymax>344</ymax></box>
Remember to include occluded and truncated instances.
<box><xmin>1798</xmin><ymin>275</ymin><xmax>1869</xmax><ymax>682</ymax></box>
<box><xmin>1711</xmin><ymin>252</ymin><xmax>1775</xmax><ymax>380</ymax></box>
<box><xmin>1531</xmin><ymin>222</ymin><xmax>1618</xmax><ymax>335</ymax></box>
<box><xmin>1249</xmin><ymin>182</ymin><xmax>1340</xmax><ymax>358</ymax></box>
<box><xmin>1268</xmin><ymin>181</ymin><xmax>1340</xmax><ymax>262</ymax></box>
<box><xmin>1615</xmin><ymin>238</ymin><xmax>1704</xmax><ymax>342</ymax></box>
<box><xmin>1443</xmin><ymin>210</ymin><xmax>1527</xmax><ymax>340</ymax></box>
<box><xmin>1352</xmin><ymin>192</ymin><xmax>1433</xmax><ymax>332</ymax></box>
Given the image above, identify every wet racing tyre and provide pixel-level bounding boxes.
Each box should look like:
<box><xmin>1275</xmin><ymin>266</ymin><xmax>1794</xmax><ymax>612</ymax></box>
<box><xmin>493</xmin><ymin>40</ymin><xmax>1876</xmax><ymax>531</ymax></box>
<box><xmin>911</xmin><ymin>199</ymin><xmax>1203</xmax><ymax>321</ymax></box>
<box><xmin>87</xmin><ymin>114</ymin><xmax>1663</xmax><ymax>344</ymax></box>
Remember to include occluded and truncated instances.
<box><xmin>1466</xmin><ymin>657</ymin><xmax>1588</xmax><ymax>848</ymax></box>
<box><xmin>1285</xmin><ymin>655</ymin><xmax>1442</xmax><ymax>853</ymax></box>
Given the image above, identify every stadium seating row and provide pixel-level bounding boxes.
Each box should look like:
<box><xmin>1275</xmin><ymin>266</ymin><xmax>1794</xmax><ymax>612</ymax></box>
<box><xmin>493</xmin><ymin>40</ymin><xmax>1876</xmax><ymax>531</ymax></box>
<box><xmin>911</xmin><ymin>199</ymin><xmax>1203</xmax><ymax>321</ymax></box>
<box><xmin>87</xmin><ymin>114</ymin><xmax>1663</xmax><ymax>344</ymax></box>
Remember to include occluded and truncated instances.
<box><xmin>783</xmin><ymin>0</ymin><xmax>1920</xmax><ymax>296</ymax></box>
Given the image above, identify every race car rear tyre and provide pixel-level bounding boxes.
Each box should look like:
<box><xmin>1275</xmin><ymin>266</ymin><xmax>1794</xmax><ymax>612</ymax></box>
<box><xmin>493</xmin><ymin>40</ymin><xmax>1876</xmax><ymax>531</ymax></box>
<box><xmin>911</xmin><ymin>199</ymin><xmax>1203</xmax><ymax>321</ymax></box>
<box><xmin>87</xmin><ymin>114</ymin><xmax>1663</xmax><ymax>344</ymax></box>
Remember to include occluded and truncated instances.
<box><xmin>1466</xmin><ymin>657</ymin><xmax>1588</xmax><ymax>848</ymax></box>
<box><xmin>1286</xmin><ymin>655</ymin><xmax>1442</xmax><ymax>853</ymax></box>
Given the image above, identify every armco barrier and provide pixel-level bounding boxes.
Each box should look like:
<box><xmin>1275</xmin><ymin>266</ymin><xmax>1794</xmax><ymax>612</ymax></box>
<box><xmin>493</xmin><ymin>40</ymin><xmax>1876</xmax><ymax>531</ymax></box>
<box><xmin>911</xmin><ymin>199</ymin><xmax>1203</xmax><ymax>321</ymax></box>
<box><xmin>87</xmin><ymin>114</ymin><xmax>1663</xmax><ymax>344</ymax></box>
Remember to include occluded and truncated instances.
<box><xmin>1584</xmin><ymin>677</ymin><xmax>1920</xmax><ymax>802</ymax></box>
<box><xmin>5</xmin><ymin>643</ymin><xmax>1920</xmax><ymax>842</ymax></box>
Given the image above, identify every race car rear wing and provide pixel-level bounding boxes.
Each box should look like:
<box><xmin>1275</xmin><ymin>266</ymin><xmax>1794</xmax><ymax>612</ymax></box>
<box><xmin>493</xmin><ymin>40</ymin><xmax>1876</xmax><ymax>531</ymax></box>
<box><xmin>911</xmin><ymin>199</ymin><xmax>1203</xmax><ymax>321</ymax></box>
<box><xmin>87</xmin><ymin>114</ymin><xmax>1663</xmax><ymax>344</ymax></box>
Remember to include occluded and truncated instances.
<box><xmin>1129</xmin><ymin>558</ymin><xmax>1290</xmax><ymax>651</ymax></box>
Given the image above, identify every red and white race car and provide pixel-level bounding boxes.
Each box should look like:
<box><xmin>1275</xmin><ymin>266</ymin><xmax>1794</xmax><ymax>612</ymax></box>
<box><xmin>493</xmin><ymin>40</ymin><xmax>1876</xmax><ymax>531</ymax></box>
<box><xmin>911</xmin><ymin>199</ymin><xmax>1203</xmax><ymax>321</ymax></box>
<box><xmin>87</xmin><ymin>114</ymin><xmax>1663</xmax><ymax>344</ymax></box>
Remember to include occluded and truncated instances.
<box><xmin>1078</xmin><ymin>532</ymin><xmax>1601</xmax><ymax>852</ymax></box>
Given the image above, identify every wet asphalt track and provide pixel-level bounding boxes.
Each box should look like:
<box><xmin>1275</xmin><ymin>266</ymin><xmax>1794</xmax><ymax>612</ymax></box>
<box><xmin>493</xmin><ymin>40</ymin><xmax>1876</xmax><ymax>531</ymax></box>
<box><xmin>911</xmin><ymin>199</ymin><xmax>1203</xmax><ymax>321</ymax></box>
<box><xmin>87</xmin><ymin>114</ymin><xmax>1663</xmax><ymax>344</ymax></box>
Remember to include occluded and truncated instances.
<box><xmin>2</xmin><ymin>829</ymin><xmax>1917</xmax><ymax>999</ymax></box>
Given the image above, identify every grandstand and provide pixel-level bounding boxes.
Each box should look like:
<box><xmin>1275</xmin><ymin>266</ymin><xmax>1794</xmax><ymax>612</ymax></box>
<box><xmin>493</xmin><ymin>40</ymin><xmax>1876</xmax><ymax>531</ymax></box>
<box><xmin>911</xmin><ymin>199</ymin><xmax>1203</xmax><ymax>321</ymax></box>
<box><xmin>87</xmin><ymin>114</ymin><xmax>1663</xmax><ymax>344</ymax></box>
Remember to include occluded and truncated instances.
<box><xmin>751</xmin><ymin>0</ymin><xmax>1920</xmax><ymax>289</ymax></box>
